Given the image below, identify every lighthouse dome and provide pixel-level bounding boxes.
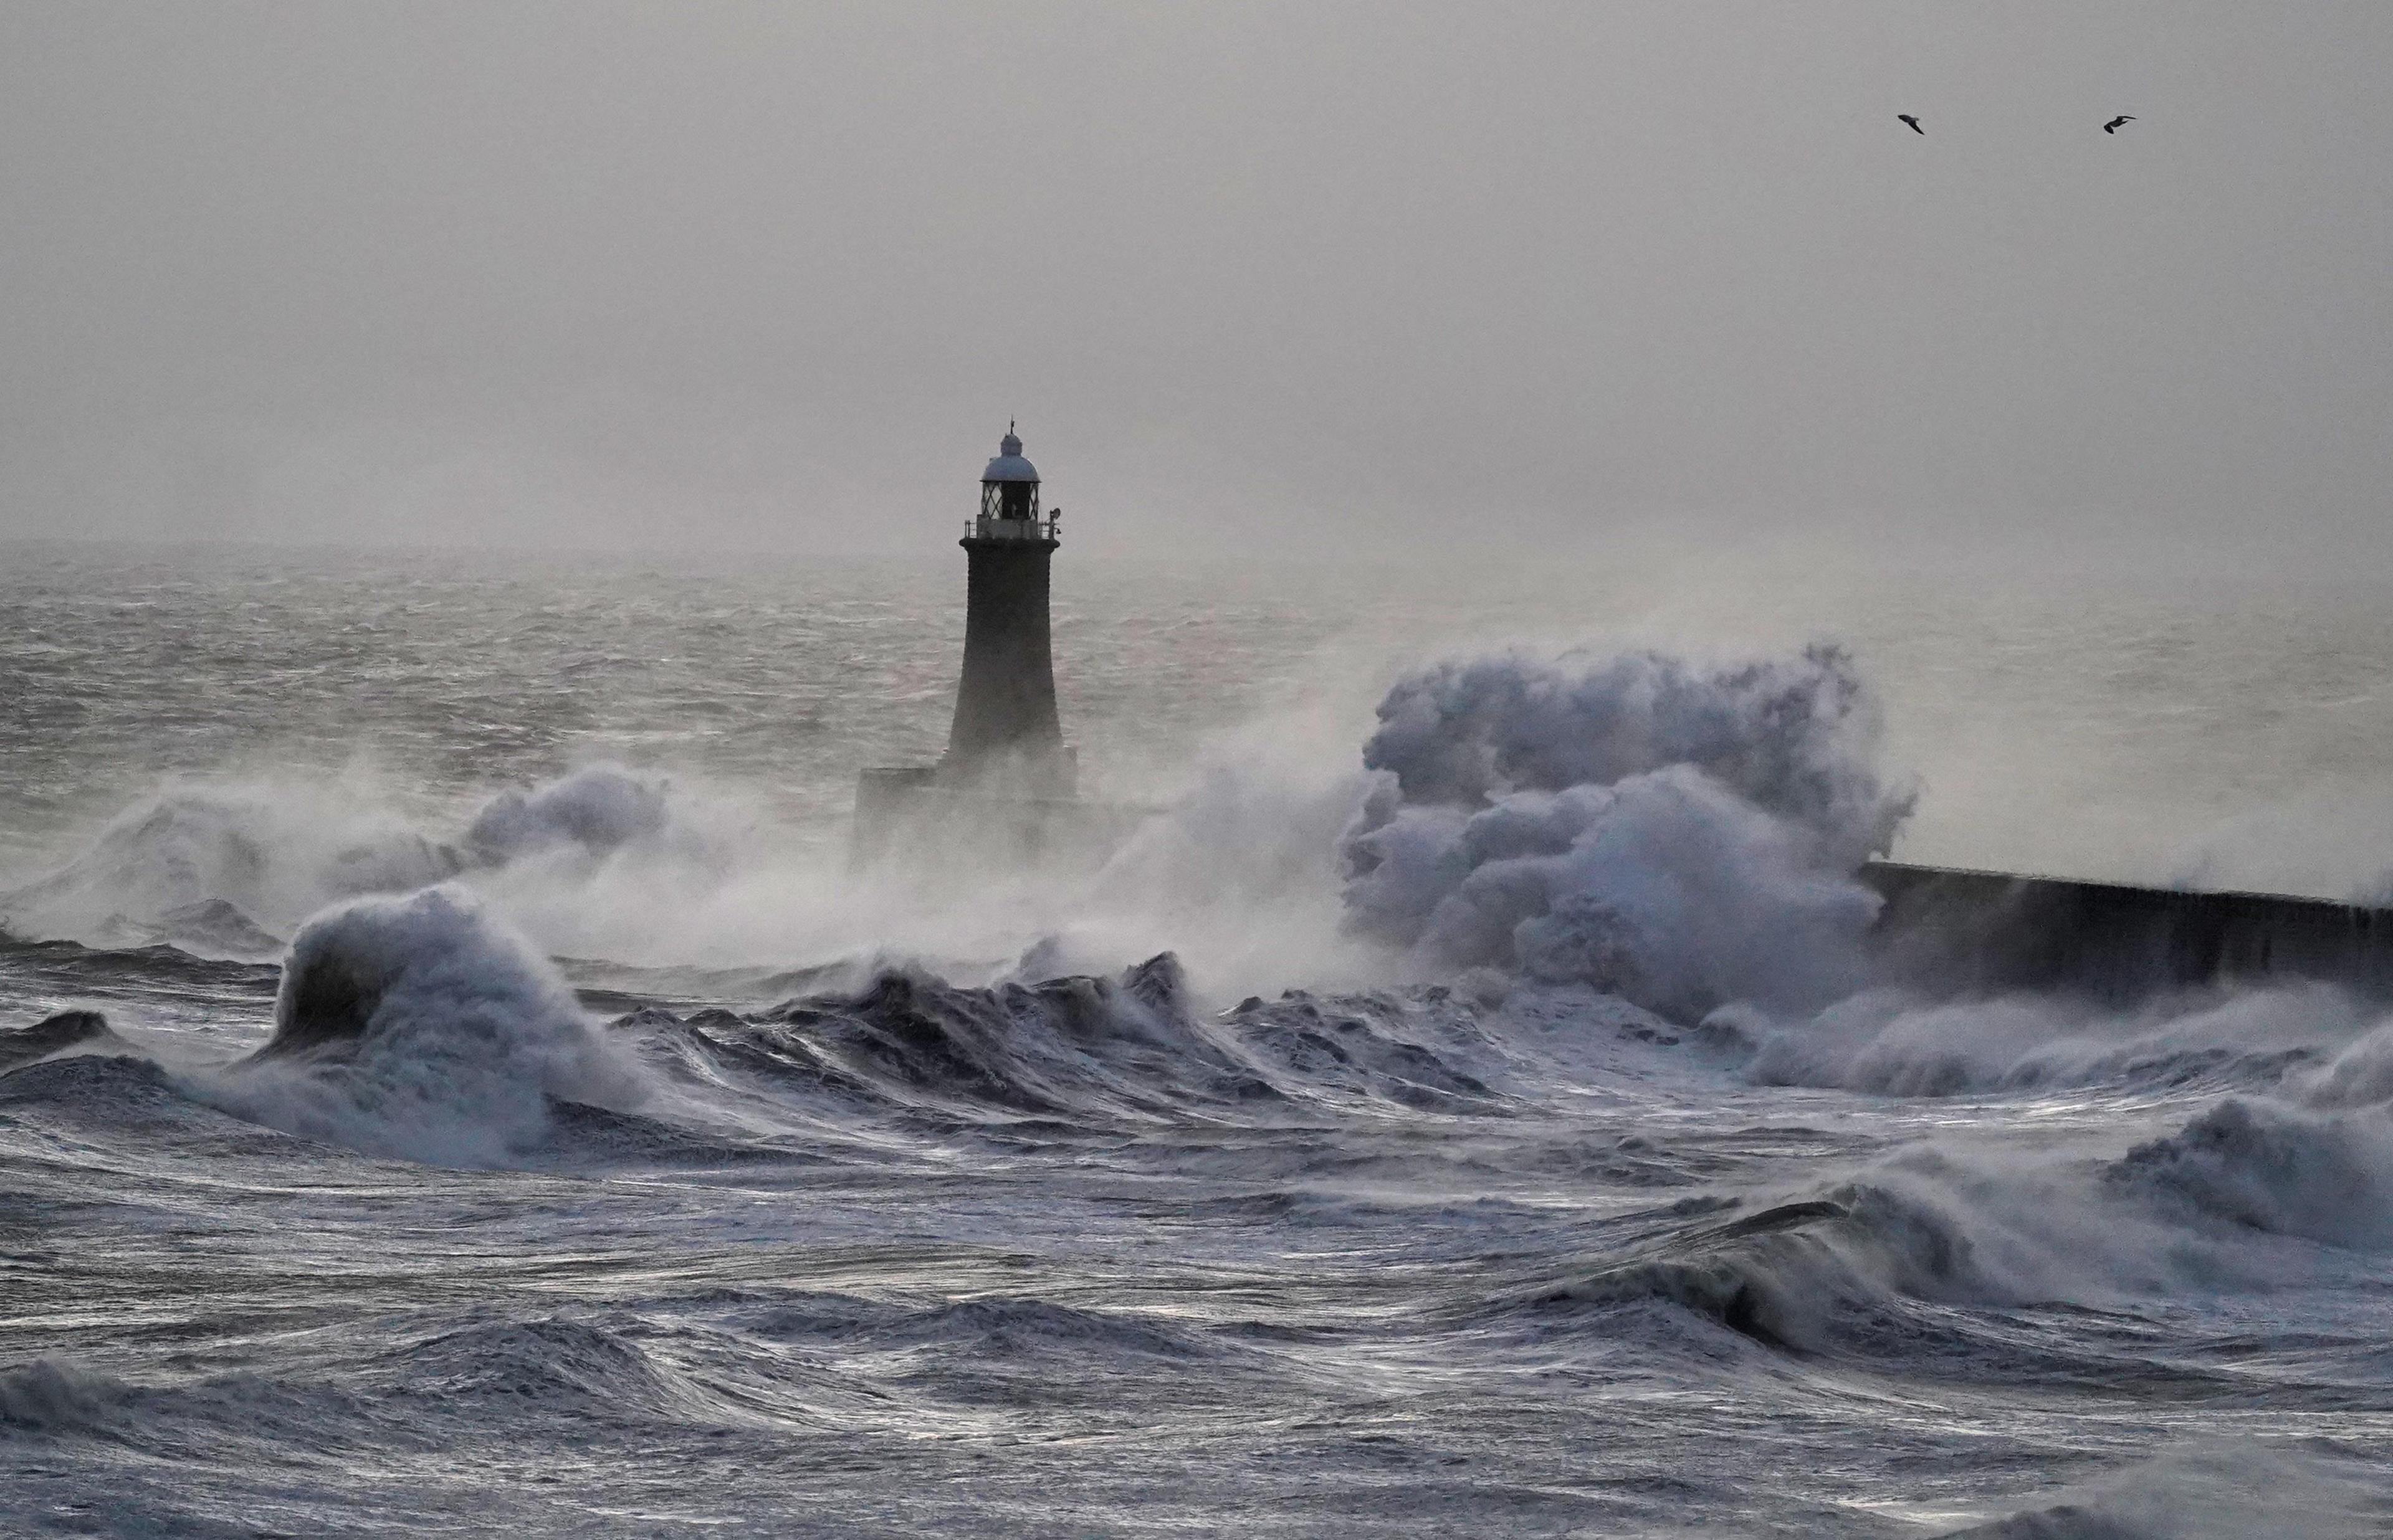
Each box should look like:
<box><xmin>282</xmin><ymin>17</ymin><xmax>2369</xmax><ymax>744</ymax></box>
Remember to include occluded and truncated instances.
<box><xmin>982</xmin><ymin>429</ymin><xmax>1039</xmax><ymax>484</ymax></box>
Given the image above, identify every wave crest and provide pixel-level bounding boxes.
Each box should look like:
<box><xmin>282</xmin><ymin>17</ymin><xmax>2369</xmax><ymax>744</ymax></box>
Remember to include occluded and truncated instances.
<box><xmin>2106</xmin><ymin>1097</ymin><xmax>2393</xmax><ymax>1248</ymax></box>
<box><xmin>201</xmin><ymin>886</ymin><xmax>644</xmax><ymax>1166</ymax></box>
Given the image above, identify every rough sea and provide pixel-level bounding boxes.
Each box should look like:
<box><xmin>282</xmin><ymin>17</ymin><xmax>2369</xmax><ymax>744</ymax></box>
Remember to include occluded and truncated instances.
<box><xmin>4</xmin><ymin>541</ymin><xmax>2392</xmax><ymax>1537</ymax></box>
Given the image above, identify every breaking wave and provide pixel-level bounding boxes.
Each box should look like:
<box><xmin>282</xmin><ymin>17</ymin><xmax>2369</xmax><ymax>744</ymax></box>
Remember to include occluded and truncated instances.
<box><xmin>1340</xmin><ymin>645</ymin><xmax>1911</xmax><ymax>1018</ymax></box>
<box><xmin>2106</xmin><ymin>1097</ymin><xmax>2393</xmax><ymax>1247</ymax></box>
<box><xmin>617</xmin><ymin>954</ymin><xmax>1508</xmax><ymax>1127</ymax></box>
<box><xmin>1506</xmin><ymin>1075</ymin><xmax>2393</xmax><ymax>1374</ymax></box>
<box><xmin>1501</xmin><ymin>1148</ymin><xmax>2162</xmax><ymax>1364</ymax></box>
<box><xmin>194</xmin><ymin>885</ymin><xmax>646</xmax><ymax>1166</ymax></box>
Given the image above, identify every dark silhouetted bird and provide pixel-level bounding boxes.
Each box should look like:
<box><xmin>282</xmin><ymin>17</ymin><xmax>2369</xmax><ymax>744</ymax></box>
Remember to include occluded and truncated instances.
<box><xmin>2103</xmin><ymin>115</ymin><xmax>2136</xmax><ymax>133</ymax></box>
<box><xmin>1898</xmin><ymin>114</ymin><xmax>1923</xmax><ymax>134</ymax></box>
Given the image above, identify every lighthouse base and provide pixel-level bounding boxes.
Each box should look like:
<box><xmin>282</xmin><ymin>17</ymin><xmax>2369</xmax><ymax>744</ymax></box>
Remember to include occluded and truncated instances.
<box><xmin>851</xmin><ymin>763</ymin><xmax>1152</xmax><ymax>873</ymax></box>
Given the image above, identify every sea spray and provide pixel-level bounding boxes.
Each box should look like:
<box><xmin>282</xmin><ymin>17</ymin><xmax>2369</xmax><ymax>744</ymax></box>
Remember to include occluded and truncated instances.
<box><xmin>1340</xmin><ymin>645</ymin><xmax>1912</xmax><ymax>1017</ymax></box>
<box><xmin>462</xmin><ymin>762</ymin><xmax>681</xmax><ymax>864</ymax></box>
<box><xmin>0</xmin><ymin>762</ymin><xmax>715</xmax><ymax>959</ymax></box>
<box><xmin>0</xmin><ymin>782</ymin><xmax>459</xmax><ymax>950</ymax></box>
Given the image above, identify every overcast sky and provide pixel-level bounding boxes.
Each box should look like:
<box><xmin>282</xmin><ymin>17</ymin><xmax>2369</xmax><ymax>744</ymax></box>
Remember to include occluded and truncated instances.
<box><xmin>2</xmin><ymin>2</ymin><xmax>2387</xmax><ymax>563</ymax></box>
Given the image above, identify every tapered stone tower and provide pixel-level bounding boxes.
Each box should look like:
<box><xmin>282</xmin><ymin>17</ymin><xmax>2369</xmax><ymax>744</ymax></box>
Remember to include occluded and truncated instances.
<box><xmin>943</xmin><ymin>425</ymin><xmax>1070</xmax><ymax>789</ymax></box>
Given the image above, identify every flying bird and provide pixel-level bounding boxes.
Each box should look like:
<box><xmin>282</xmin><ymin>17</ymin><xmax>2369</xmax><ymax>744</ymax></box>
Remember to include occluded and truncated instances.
<box><xmin>1898</xmin><ymin>114</ymin><xmax>1923</xmax><ymax>134</ymax></box>
<box><xmin>2103</xmin><ymin>115</ymin><xmax>2136</xmax><ymax>133</ymax></box>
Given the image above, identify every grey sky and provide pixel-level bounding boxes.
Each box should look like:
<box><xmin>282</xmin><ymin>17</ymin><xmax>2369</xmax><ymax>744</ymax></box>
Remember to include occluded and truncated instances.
<box><xmin>2</xmin><ymin>2</ymin><xmax>2387</xmax><ymax>562</ymax></box>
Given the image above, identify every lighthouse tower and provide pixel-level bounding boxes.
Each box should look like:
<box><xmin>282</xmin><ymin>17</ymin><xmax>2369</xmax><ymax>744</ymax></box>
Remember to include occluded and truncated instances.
<box><xmin>851</xmin><ymin>425</ymin><xmax>1106</xmax><ymax>866</ymax></box>
<box><xmin>942</xmin><ymin>425</ymin><xmax>1070</xmax><ymax>789</ymax></box>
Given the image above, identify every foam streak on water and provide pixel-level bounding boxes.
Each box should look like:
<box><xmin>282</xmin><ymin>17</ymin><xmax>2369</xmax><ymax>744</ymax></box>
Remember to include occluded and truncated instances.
<box><xmin>4</xmin><ymin>546</ymin><xmax>2393</xmax><ymax>1537</ymax></box>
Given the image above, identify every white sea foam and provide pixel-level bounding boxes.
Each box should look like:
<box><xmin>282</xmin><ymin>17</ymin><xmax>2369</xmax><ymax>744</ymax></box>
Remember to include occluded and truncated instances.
<box><xmin>193</xmin><ymin>885</ymin><xmax>645</xmax><ymax>1166</ymax></box>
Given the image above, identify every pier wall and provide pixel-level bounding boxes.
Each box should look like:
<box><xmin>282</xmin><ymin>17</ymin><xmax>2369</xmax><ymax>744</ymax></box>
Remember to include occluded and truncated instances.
<box><xmin>1860</xmin><ymin>860</ymin><xmax>2393</xmax><ymax>997</ymax></box>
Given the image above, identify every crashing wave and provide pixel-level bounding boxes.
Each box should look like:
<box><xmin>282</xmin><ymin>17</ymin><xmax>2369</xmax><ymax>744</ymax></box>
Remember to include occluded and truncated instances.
<box><xmin>2104</xmin><ymin>1097</ymin><xmax>2393</xmax><ymax>1248</ymax></box>
<box><xmin>1340</xmin><ymin>645</ymin><xmax>1911</xmax><ymax>1019</ymax></box>
<box><xmin>196</xmin><ymin>885</ymin><xmax>645</xmax><ymax>1166</ymax></box>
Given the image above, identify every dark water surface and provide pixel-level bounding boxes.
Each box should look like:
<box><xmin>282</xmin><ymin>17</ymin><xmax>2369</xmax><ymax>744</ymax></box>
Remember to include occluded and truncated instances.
<box><xmin>2</xmin><ymin>543</ymin><xmax>2391</xmax><ymax>1536</ymax></box>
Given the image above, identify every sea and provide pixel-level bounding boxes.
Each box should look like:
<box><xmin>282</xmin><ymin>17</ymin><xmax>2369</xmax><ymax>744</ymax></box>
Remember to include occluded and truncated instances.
<box><xmin>3</xmin><ymin>539</ymin><xmax>2391</xmax><ymax>1537</ymax></box>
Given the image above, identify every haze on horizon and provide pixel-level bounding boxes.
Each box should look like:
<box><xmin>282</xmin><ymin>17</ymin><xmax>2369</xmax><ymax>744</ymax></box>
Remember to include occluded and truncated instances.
<box><xmin>2</xmin><ymin>1</ymin><xmax>2387</xmax><ymax>569</ymax></box>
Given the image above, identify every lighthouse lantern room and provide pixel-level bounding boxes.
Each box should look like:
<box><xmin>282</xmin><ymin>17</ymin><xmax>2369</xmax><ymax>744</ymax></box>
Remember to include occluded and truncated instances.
<box><xmin>972</xmin><ymin>424</ymin><xmax>1053</xmax><ymax>538</ymax></box>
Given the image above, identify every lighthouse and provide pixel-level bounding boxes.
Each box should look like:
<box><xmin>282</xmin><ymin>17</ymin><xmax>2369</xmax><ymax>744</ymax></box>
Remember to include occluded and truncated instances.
<box><xmin>852</xmin><ymin>425</ymin><xmax>1102</xmax><ymax>865</ymax></box>
<box><xmin>943</xmin><ymin>425</ymin><xmax>1071</xmax><ymax>789</ymax></box>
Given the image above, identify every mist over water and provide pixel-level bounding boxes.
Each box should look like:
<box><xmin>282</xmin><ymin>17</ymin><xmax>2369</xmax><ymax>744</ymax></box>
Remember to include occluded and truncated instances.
<box><xmin>6</xmin><ymin>543</ymin><xmax>2393</xmax><ymax>1536</ymax></box>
